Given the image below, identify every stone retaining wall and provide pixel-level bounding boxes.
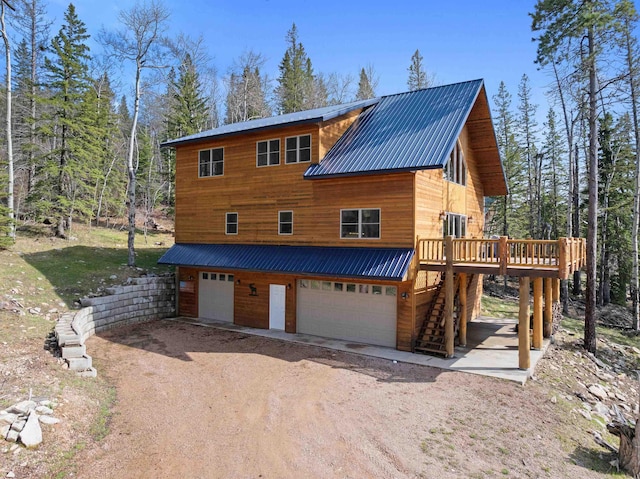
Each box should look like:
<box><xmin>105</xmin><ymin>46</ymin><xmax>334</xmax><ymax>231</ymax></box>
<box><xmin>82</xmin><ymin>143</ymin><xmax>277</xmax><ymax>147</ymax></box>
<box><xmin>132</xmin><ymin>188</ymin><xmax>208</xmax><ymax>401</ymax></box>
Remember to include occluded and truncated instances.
<box><xmin>54</xmin><ymin>274</ymin><xmax>176</xmax><ymax>376</ymax></box>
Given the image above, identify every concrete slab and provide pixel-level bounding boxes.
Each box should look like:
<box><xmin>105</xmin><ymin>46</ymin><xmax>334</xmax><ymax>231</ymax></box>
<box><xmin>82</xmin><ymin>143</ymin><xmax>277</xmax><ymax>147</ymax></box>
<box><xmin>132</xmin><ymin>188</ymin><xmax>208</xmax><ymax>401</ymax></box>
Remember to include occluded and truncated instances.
<box><xmin>166</xmin><ymin>316</ymin><xmax>549</xmax><ymax>385</ymax></box>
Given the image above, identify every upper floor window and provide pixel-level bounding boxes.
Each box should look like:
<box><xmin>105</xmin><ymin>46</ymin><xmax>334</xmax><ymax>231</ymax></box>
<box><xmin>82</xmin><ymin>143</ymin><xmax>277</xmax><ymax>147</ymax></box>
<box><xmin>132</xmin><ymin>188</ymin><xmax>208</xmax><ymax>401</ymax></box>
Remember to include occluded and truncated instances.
<box><xmin>279</xmin><ymin>211</ymin><xmax>293</xmax><ymax>235</ymax></box>
<box><xmin>443</xmin><ymin>213</ymin><xmax>466</xmax><ymax>238</ymax></box>
<box><xmin>199</xmin><ymin>147</ymin><xmax>224</xmax><ymax>177</ymax></box>
<box><xmin>226</xmin><ymin>212</ymin><xmax>238</xmax><ymax>235</ymax></box>
<box><xmin>257</xmin><ymin>139</ymin><xmax>280</xmax><ymax>167</ymax></box>
<box><xmin>285</xmin><ymin>134</ymin><xmax>311</xmax><ymax>164</ymax></box>
<box><xmin>341</xmin><ymin>208</ymin><xmax>380</xmax><ymax>239</ymax></box>
<box><xmin>444</xmin><ymin>140</ymin><xmax>466</xmax><ymax>186</ymax></box>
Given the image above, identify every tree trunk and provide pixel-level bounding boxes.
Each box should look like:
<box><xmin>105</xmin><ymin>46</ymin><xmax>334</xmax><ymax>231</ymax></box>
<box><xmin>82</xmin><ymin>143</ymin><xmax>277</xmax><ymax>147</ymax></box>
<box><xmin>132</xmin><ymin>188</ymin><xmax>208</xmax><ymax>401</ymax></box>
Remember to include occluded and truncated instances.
<box><xmin>624</xmin><ymin>17</ymin><xmax>640</xmax><ymax>331</ymax></box>
<box><xmin>552</xmin><ymin>61</ymin><xmax>575</xmax><ymax>314</ymax></box>
<box><xmin>608</xmin><ymin>419</ymin><xmax>640</xmax><ymax>477</ymax></box>
<box><xmin>573</xmin><ymin>142</ymin><xmax>582</xmax><ymax>296</ymax></box>
<box><xmin>584</xmin><ymin>24</ymin><xmax>598</xmax><ymax>354</ymax></box>
<box><xmin>1</xmin><ymin>5</ymin><xmax>15</xmax><ymax>240</ymax></box>
<box><xmin>126</xmin><ymin>61</ymin><xmax>142</xmax><ymax>268</ymax></box>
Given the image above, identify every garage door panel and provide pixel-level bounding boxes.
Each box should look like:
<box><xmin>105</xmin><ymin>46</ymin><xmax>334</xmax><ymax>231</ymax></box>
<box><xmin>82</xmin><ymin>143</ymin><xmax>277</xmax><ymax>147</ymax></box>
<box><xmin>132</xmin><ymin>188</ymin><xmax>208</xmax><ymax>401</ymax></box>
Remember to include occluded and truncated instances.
<box><xmin>297</xmin><ymin>280</ymin><xmax>397</xmax><ymax>347</ymax></box>
<box><xmin>199</xmin><ymin>272</ymin><xmax>234</xmax><ymax>322</ymax></box>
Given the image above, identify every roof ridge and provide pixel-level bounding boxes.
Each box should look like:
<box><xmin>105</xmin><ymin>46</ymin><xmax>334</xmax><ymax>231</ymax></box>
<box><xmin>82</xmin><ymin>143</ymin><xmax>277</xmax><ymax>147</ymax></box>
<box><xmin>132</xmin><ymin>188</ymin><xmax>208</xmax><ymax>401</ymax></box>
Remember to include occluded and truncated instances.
<box><xmin>379</xmin><ymin>78</ymin><xmax>484</xmax><ymax>100</ymax></box>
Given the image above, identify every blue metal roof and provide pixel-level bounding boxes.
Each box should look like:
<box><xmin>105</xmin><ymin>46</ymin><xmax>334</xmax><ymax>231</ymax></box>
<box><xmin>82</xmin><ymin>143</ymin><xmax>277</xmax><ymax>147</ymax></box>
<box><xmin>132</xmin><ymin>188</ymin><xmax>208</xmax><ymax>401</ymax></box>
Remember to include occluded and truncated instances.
<box><xmin>161</xmin><ymin>98</ymin><xmax>380</xmax><ymax>147</ymax></box>
<box><xmin>158</xmin><ymin>244</ymin><xmax>414</xmax><ymax>281</ymax></box>
<box><xmin>304</xmin><ymin>79</ymin><xmax>484</xmax><ymax>178</ymax></box>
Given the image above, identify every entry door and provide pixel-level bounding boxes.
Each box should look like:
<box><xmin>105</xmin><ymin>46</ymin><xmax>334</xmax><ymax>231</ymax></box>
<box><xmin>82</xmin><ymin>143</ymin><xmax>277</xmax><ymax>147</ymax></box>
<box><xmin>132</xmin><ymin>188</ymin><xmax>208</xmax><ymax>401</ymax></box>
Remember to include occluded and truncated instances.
<box><xmin>269</xmin><ymin>284</ymin><xmax>286</xmax><ymax>330</ymax></box>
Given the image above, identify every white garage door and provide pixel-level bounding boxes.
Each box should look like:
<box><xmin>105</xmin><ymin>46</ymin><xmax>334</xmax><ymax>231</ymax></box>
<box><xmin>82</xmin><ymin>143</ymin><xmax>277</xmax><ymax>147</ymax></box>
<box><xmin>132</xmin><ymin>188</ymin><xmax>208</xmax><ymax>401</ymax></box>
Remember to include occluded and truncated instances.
<box><xmin>198</xmin><ymin>272</ymin><xmax>234</xmax><ymax>322</ymax></box>
<box><xmin>297</xmin><ymin>279</ymin><xmax>397</xmax><ymax>347</ymax></box>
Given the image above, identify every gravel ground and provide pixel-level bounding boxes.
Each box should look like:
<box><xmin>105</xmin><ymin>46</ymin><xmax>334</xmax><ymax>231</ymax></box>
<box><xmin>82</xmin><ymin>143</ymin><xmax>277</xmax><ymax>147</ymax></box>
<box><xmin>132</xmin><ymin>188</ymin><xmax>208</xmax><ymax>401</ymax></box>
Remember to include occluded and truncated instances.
<box><xmin>73</xmin><ymin>320</ymin><xmax>615</xmax><ymax>479</ymax></box>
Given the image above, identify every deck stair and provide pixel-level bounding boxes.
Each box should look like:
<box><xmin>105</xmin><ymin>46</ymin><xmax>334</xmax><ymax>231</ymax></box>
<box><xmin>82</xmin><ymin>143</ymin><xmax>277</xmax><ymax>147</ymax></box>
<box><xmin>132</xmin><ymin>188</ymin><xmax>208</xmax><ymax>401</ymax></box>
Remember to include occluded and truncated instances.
<box><xmin>414</xmin><ymin>274</ymin><xmax>474</xmax><ymax>357</ymax></box>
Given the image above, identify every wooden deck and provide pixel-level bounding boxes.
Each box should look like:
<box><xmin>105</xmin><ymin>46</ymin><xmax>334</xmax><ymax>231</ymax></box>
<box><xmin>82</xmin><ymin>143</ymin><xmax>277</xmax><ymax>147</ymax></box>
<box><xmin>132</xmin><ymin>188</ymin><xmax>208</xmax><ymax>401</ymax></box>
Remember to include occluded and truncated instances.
<box><xmin>418</xmin><ymin>236</ymin><xmax>586</xmax><ymax>279</ymax></box>
<box><xmin>416</xmin><ymin>235</ymin><xmax>585</xmax><ymax>366</ymax></box>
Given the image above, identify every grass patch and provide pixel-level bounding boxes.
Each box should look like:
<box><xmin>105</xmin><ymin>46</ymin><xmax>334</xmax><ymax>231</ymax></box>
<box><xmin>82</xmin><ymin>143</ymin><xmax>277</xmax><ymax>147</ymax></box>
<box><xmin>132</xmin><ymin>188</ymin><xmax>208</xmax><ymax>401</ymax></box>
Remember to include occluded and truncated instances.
<box><xmin>481</xmin><ymin>295</ymin><xmax>518</xmax><ymax>319</ymax></box>
<box><xmin>91</xmin><ymin>385</ymin><xmax>117</xmax><ymax>441</ymax></box>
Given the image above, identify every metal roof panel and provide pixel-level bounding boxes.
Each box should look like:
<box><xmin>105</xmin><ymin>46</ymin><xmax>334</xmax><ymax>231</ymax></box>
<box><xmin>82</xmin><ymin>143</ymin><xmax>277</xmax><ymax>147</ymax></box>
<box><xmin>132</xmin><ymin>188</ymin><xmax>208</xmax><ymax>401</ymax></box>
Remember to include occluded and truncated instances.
<box><xmin>161</xmin><ymin>98</ymin><xmax>380</xmax><ymax>147</ymax></box>
<box><xmin>304</xmin><ymin>79</ymin><xmax>483</xmax><ymax>178</ymax></box>
<box><xmin>158</xmin><ymin>244</ymin><xmax>414</xmax><ymax>281</ymax></box>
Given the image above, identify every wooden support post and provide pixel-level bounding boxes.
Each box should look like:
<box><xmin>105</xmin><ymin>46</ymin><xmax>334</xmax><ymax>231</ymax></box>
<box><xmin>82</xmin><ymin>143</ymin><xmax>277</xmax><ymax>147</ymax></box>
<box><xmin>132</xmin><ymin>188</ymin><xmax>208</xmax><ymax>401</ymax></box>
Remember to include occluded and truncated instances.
<box><xmin>518</xmin><ymin>277</ymin><xmax>530</xmax><ymax>370</ymax></box>
<box><xmin>459</xmin><ymin>273</ymin><xmax>467</xmax><ymax>347</ymax></box>
<box><xmin>445</xmin><ymin>235</ymin><xmax>455</xmax><ymax>358</ymax></box>
<box><xmin>533</xmin><ymin>278</ymin><xmax>543</xmax><ymax>349</ymax></box>
<box><xmin>499</xmin><ymin>236</ymin><xmax>508</xmax><ymax>276</ymax></box>
<box><xmin>552</xmin><ymin>277</ymin><xmax>560</xmax><ymax>303</ymax></box>
<box><xmin>558</xmin><ymin>237</ymin><xmax>568</xmax><ymax>279</ymax></box>
<box><xmin>544</xmin><ymin>278</ymin><xmax>553</xmax><ymax>338</ymax></box>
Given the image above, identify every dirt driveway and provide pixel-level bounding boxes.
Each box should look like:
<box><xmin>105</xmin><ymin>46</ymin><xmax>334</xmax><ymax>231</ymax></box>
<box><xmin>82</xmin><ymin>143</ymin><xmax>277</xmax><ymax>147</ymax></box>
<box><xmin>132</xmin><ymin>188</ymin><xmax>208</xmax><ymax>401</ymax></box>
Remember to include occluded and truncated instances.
<box><xmin>74</xmin><ymin>320</ymin><xmax>605</xmax><ymax>479</ymax></box>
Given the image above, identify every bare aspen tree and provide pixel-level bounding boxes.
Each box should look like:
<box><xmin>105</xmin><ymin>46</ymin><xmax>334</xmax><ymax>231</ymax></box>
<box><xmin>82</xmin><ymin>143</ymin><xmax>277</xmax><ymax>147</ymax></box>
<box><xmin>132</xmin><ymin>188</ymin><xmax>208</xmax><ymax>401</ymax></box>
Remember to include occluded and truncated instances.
<box><xmin>1</xmin><ymin>0</ymin><xmax>15</xmax><ymax>240</ymax></box>
<box><xmin>100</xmin><ymin>0</ymin><xmax>169</xmax><ymax>267</ymax></box>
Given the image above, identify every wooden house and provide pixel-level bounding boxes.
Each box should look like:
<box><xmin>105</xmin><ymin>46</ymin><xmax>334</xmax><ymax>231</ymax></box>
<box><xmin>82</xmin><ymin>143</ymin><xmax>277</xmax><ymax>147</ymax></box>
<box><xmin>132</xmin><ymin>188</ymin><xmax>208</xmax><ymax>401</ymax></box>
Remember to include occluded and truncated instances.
<box><xmin>160</xmin><ymin>79</ymin><xmax>585</xmax><ymax>364</ymax></box>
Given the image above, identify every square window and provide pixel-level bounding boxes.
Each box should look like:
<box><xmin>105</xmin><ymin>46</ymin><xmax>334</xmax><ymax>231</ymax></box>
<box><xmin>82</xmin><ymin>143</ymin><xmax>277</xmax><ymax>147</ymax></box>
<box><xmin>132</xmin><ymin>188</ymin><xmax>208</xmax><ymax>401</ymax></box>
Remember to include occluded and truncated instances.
<box><xmin>219</xmin><ymin>274</ymin><xmax>226</xmax><ymax>281</ymax></box>
<box><xmin>299</xmin><ymin>279</ymin><xmax>309</xmax><ymax>288</ymax></box>
<box><xmin>334</xmin><ymin>282</ymin><xmax>343</xmax><ymax>292</ymax></box>
<box><xmin>285</xmin><ymin>135</ymin><xmax>312</xmax><ymax>164</ymax></box>
<box><xmin>372</xmin><ymin>285</ymin><xmax>382</xmax><ymax>295</ymax></box>
<box><xmin>199</xmin><ymin>148</ymin><xmax>224</xmax><ymax>177</ymax></box>
<box><xmin>358</xmin><ymin>284</ymin><xmax>369</xmax><ymax>294</ymax></box>
<box><xmin>202</xmin><ymin>273</ymin><xmax>208</xmax><ymax>280</ymax></box>
<box><xmin>385</xmin><ymin>286</ymin><xmax>397</xmax><ymax>296</ymax></box>
<box><xmin>228</xmin><ymin>275</ymin><xmax>234</xmax><ymax>282</ymax></box>
<box><xmin>340</xmin><ymin>209</ymin><xmax>380</xmax><ymax>239</ymax></box>
<box><xmin>257</xmin><ymin>139</ymin><xmax>280</xmax><ymax>167</ymax></box>
<box><xmin>346</xmin><ymin>284</ymin><xmax>356</xmax><ymax>293</ymax></box>
<box><xmin>211</xmin><ymin>273</ymin><xmax>217</xmax><ymax>280</ymax></box>
<box><xmin>310</xmin><ymin>280</ymin><xmax>320</xmax><ymax>290</ymax></box>
<box><xmin>322</xmin><ymin>281</ymin><xmax>332</xmax><ymax>291</ymax></box>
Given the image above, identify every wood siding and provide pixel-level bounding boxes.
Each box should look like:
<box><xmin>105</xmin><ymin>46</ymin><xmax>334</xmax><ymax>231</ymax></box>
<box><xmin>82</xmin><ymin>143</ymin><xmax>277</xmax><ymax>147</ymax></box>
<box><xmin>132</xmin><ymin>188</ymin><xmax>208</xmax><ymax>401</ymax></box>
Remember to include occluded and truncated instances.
<box><xmin>233</xmin><ymin>272</ymin><xmax>297</xmax><ymax>332</ymax></box>
<box><xmin>177</xmin><ymin>267</ymin><xmax>199</xmax><ymax>317</ymax></box>
<box><xmin>318</xmin><ymin>109</ymin><xmax>361</xmax><ymax>159</ymax></box>
<box><xmin>175</xmin><ymin>120</ymin><xmax>414</xmax><ymax>248</ymax></box>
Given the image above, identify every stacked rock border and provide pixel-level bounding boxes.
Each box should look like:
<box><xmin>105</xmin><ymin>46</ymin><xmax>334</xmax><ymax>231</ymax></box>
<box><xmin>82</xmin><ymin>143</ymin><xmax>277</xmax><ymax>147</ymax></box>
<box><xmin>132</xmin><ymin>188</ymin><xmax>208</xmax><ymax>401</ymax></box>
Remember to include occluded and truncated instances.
<box><xmin>54</xmin><ymin>275</ymin><xmax>176</xmax><ymax>376</ymax></box>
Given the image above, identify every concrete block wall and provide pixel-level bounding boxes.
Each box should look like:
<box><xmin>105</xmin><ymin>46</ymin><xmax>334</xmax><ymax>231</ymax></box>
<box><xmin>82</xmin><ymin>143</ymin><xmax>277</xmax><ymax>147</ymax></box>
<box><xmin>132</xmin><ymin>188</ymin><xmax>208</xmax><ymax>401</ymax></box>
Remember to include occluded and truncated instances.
<box><xmin>54</xmin><ymin>274</ymin><xmax>176</xmax><ymax>376</ymax></box>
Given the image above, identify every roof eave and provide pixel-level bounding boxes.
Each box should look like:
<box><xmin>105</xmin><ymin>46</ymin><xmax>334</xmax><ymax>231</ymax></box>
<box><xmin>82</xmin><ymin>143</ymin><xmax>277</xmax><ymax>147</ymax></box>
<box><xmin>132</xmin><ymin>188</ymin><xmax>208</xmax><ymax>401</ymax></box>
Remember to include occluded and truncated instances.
<box><xmin>303</xmin><ymin>165</ymin><xmax>442</xmax><ymax>180</ymax></box>
<box><xmin>160</xmin><ymin>98</ymin><xmax>380</xmax><ymax>148</ymax></box>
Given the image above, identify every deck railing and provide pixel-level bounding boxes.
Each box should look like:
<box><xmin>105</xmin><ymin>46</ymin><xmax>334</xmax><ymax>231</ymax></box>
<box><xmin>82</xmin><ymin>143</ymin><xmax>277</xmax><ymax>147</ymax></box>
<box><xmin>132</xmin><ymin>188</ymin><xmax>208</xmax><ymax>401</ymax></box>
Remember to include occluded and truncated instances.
<box><xmin>417</xmin><ymin>236</ymin><xmax>586</xmax><ymax>278</ymax></box>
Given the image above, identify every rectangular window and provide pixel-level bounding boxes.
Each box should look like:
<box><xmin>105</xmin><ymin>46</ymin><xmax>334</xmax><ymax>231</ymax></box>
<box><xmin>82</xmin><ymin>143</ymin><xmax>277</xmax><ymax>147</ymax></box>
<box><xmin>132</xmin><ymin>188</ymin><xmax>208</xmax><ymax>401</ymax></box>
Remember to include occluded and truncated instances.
<box><xmin>346</xmin><ymin>283</ymin><xmax>356</xmax><ymax>293</ymax></box>
<box><xmin>257</xmin><ymin>139</ymin><xmax>280</xmax><ymax>167</ymax></box>
<box><xmin>278</xmin><ymin>211</ymin><xmax>293</xmax><ymax>235</ymax></box>
<box><xmin>444</xmin><ymin>141</ymin><xmax>466</xmax><ymax>186</ymax></box>
<box><xmin>199</xmin><ymin>148</ymin><xmax>224</xmax><ymax>177</ymax></box>
<box><xmin>202</xmin><ymin>273</ymin><xmax>208</xmax><ymax>280</ymax></box>
<box><xmin>340</xmin><ymin>208</ymin><xmax>380</xmax><ymax>239</ymax></box>
<box><xmin>443</xmin><ymin>213</ymin><xmax>467</xmax><ymax>238</ymax></box>
<box><xmin>226</xmin><ymin>212</ymin><xmax>238</xmax><ymax>235</ymax></box>
<box><xmin>285</xmin><ymin>134</ymin><xmax>311</xmax><ymax>164</ymax></box>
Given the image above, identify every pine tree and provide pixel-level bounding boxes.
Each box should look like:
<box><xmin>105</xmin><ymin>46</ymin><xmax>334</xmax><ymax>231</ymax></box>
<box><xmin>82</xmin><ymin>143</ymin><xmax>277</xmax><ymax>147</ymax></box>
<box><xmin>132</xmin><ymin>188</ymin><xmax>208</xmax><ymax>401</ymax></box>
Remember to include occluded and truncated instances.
<box><xmin>532</xmin><ymin>0</ymin><xmax>621</xmax><ymax>353</ymax></box>
<box><xmin>516</xmin><ymin>74</ymin><xmax>539</xmax><ymax>238</ymax></box>
<box><xmin>407</xmin><ymin>49</ymin><xmax>430</xmax><ymax>91</ymax></box>
<box><xmin>356</xmin><ymin>67</ymin><xmax>375</xmax><ymax>100</ymax></box>
<box><xmin>540</xmin><ymin>108</ymin><xmax>567</xmax><ymax>240</ymax></box>
<box><xmin>276</xmin><ymin>23</ymin><xmax>315</xmax><ymax>113</ymax></box>
<box><xmin>490</xmin><ymin>81</ymin><xmax>527</xmax><ymax>241</ymax></box>
<box><xmin>38</xmin><ymin>3</ymin><xmax>92</xmax><ymax>236</ymax></box>
<box><xmin>168</xmin><ymin>53</ymin><xmax>208</xmax><ymax>136</ymax></box>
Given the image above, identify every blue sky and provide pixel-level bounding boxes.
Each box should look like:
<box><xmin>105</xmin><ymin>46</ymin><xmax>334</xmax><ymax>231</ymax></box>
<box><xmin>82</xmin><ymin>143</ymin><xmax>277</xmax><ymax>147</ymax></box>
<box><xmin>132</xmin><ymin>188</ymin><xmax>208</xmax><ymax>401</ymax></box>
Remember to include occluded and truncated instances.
<box><xmin>44</xmin><ymin>0</ymin><xmax>588</xmax><ymax>122</ymax></box>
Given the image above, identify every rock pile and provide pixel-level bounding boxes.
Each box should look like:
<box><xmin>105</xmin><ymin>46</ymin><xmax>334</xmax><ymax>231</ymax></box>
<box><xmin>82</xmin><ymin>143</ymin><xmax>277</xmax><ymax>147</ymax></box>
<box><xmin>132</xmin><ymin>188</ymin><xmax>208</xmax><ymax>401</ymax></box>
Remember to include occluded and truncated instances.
<box><xmin>0</xmin><ymin>399</ymin><xmax>60</xmax><ymax>449</ymax></box>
